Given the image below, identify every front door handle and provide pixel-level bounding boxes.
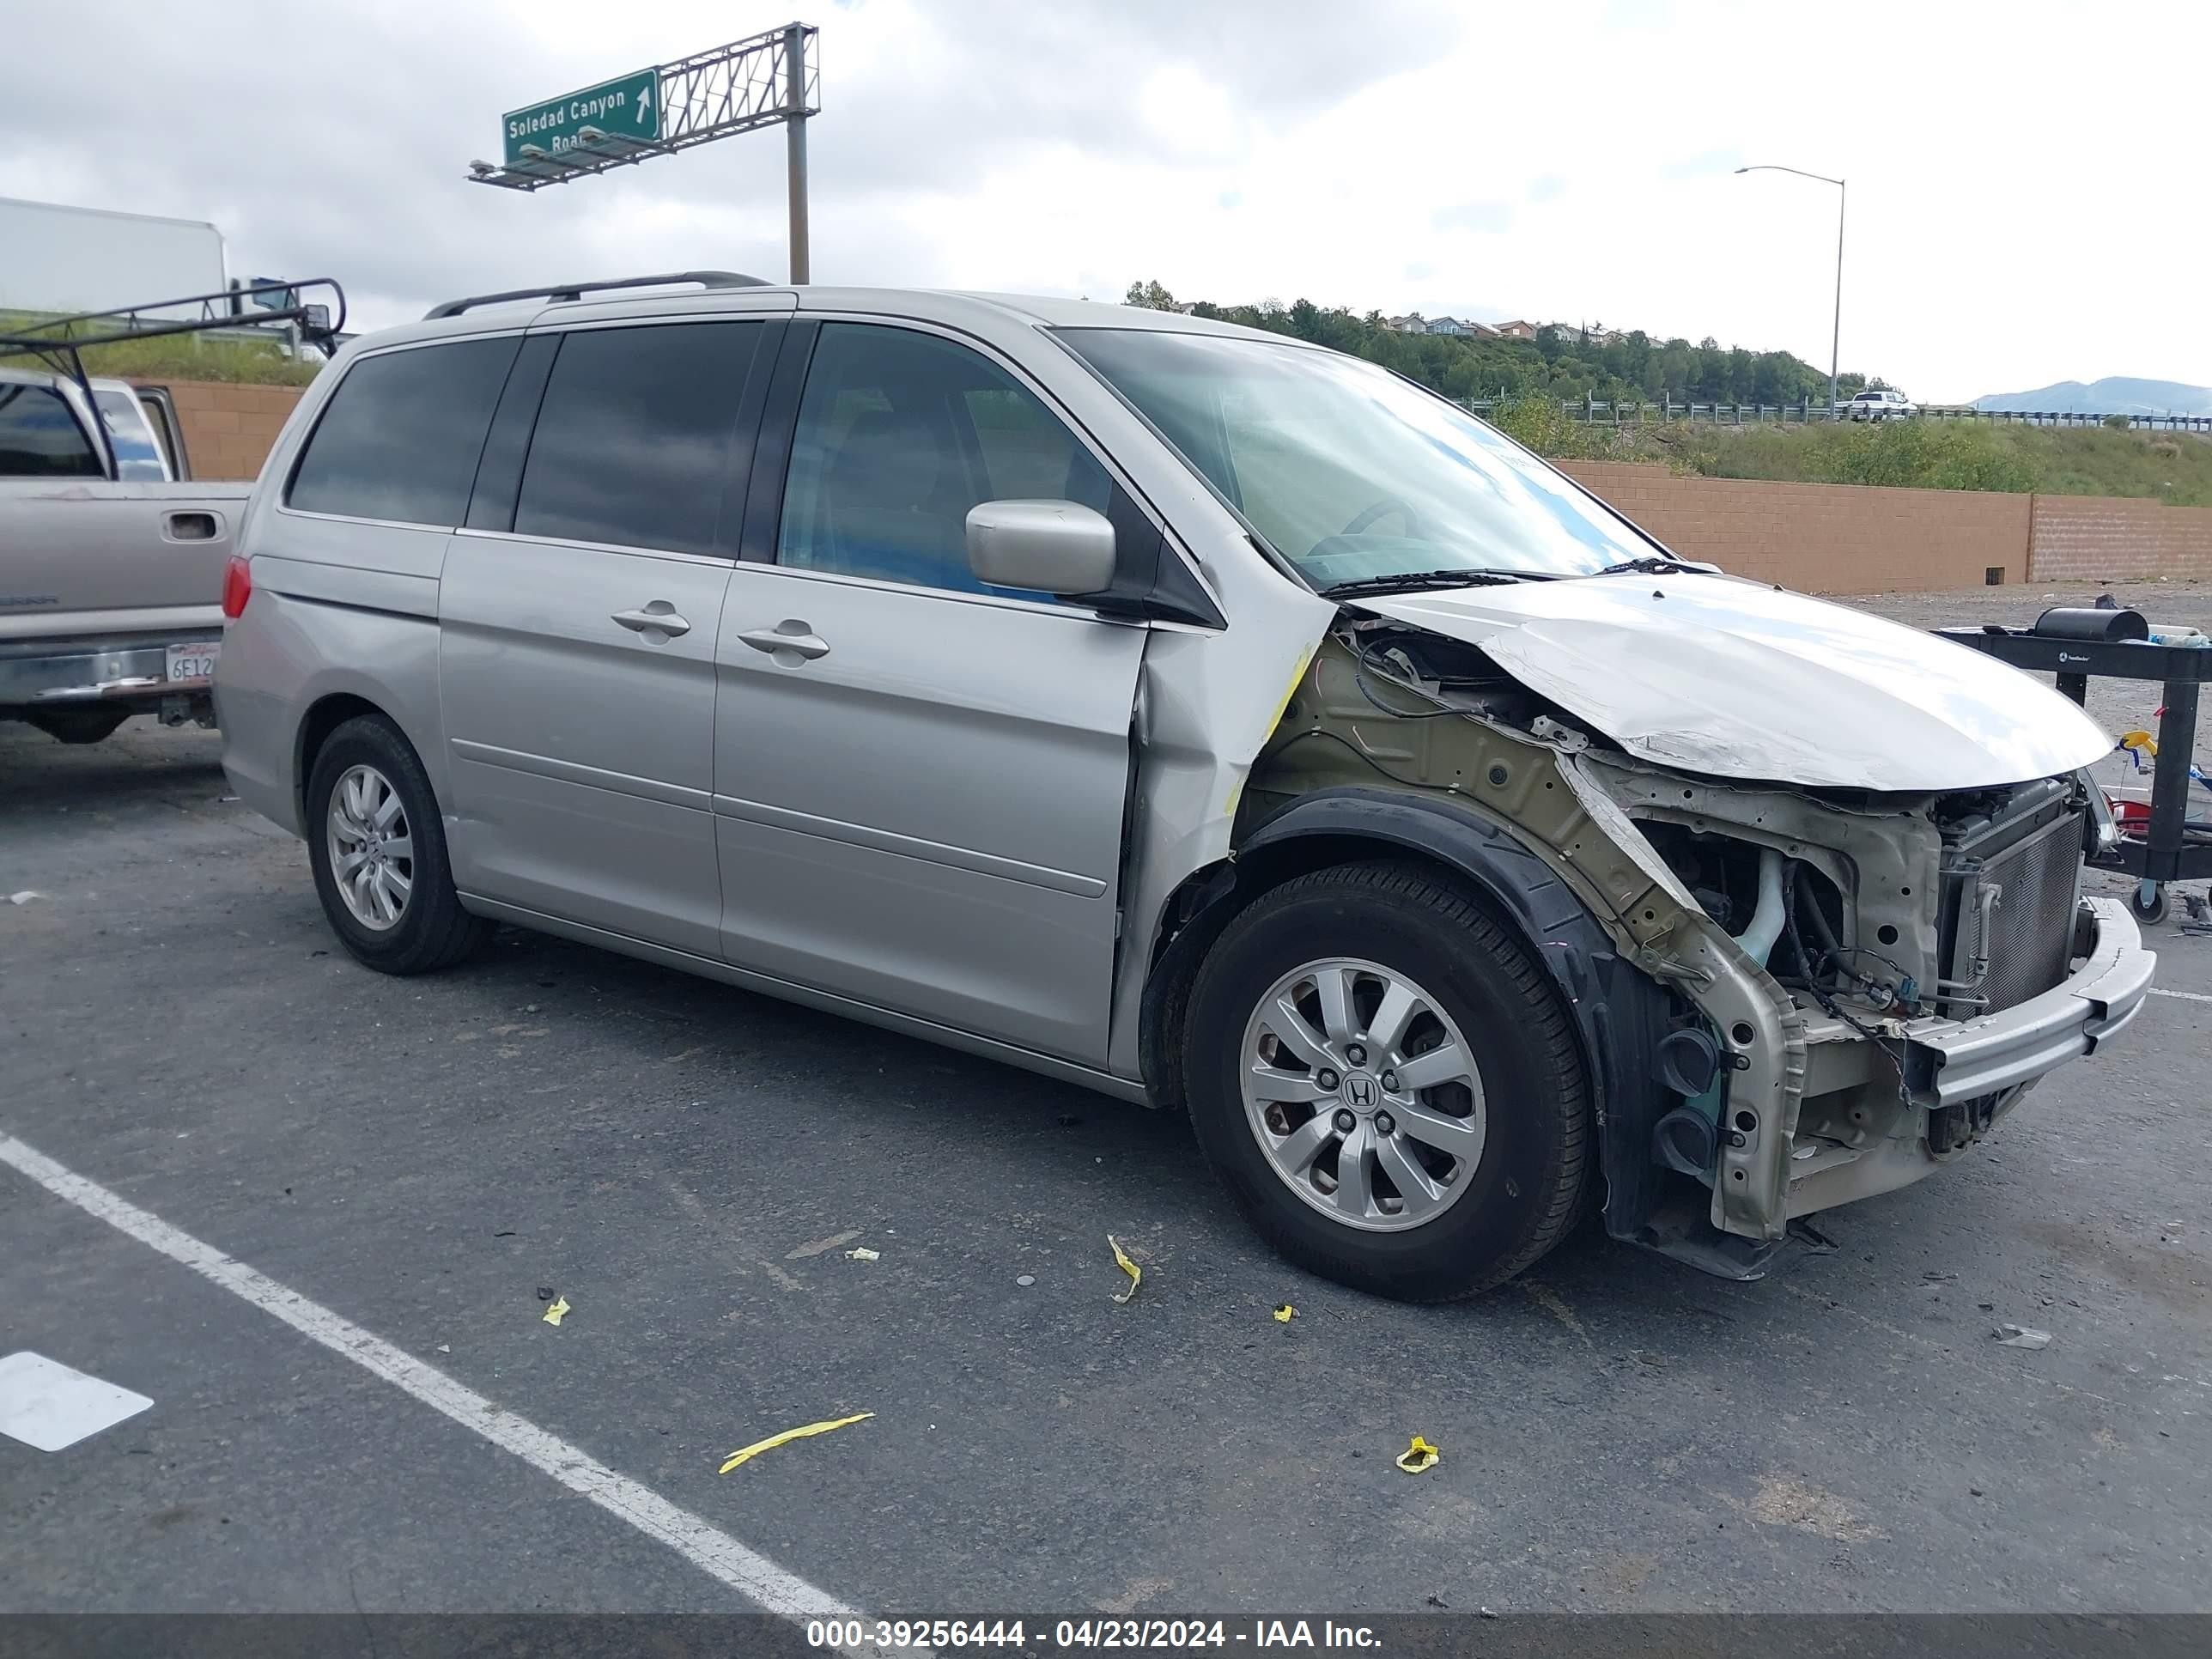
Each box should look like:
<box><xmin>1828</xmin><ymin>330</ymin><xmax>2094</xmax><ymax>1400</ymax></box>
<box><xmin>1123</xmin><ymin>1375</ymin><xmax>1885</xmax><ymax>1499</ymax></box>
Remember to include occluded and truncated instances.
<box><xmin>611</xmin><ymin>602</ymin><xmax>690</xmax><ymax>640</ymax></box>
<box><xmin>737</xmin><ymin>621</ymin><xmax>830</xmax><ymax>664</ymax></box>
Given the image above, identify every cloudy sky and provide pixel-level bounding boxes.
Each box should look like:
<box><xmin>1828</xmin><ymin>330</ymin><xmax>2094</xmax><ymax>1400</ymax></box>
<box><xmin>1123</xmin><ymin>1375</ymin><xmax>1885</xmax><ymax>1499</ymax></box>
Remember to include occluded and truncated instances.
<box><xmin>3</xmin><ymin>0</ymin><xmax>2202</xmax><ymax>403</ymax></box>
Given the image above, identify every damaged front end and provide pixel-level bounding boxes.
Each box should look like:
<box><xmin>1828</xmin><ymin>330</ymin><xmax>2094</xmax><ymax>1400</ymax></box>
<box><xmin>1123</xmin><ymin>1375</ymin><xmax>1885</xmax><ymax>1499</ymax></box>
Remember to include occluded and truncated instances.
<box><xmin>1238</xmin><ymin>607</ymin><xmax>2156</xmax><ymax>1279</ymax></box>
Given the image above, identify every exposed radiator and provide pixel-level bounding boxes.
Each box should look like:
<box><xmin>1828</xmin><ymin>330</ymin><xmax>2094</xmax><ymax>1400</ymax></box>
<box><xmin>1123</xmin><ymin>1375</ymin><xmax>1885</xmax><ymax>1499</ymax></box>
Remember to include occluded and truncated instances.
<box><xmin>1961</xmin><ymin>810</ymin><xmax>2085</xmax><ymax>1014</ymax></box>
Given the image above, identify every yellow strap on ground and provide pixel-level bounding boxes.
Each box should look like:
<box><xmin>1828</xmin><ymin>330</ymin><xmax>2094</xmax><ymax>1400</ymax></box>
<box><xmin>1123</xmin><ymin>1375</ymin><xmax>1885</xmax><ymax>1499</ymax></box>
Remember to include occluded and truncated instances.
<box><xmin>1109</xmin><ymin>1235</ymin><xmax>1142</xmax><ymax>1304</ymax></box>
<box><xmin>1395</xmin><ymin>1435</ymin><xmax>1441</xmax><ymax>1474</ymax></box>
<box><xmin>718</xmin><ymin>1412</ymin><xmax>874</xmax><ymax>1475</ymax></box>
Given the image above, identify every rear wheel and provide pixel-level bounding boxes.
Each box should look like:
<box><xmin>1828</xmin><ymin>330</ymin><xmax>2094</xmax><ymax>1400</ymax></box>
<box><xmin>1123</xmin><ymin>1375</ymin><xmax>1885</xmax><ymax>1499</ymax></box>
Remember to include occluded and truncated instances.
<box><xmin>306</xmin><ymin>714</ymin><xmax>492</xmax><ymax>975</ymax></box>
<box><xmin>1182</xmin><ymin>860</ymin><xmax>1591</xmax><ymax>1301</ymax></box>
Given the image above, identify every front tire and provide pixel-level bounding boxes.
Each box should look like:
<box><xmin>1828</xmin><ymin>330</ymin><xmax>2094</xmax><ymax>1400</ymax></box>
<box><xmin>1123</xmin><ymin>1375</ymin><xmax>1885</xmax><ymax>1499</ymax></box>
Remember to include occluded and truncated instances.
<box><xmin>1182</xmin><ymin>860</ymin><xmax>1591</xmax><ymax>1302</ymax></box>
<box><xmin>306</xmin><ymin>714</ymin><xmax>492</xmax><ymax>975</ymax></box>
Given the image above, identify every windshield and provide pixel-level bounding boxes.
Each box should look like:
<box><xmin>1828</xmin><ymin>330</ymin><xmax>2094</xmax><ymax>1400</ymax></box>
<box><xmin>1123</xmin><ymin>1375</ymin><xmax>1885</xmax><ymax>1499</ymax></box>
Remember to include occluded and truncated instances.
<box><xmin>1056</xmin><ymin>327</ymin><xmax>1658</xmax><ymax>586</ymax></box>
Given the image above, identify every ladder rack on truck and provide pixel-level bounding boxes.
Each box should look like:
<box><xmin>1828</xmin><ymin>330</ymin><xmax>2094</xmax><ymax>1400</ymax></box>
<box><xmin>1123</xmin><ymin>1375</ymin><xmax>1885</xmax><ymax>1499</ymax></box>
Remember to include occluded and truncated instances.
<box><xmin>0</xmin><ymin>278</ymin><xmax>345</xmax><ymax>475</ymax></box>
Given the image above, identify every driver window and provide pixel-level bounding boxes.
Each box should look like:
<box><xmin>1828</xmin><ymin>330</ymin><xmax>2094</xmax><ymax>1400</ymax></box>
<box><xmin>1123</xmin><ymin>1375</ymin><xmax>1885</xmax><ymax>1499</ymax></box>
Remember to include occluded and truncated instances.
<box><xmin>779</xmin><ymin>323</ymin><xmax>1110</xmax><ymax>598</ymax></box>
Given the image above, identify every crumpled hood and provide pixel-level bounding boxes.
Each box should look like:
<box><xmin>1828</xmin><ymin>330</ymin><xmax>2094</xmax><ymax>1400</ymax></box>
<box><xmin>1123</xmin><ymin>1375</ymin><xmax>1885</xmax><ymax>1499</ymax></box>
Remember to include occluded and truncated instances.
<box><xmin>1361</xmin><ymin>574</ymin><xmax>2112</xmax><ymax>791</ymax></box>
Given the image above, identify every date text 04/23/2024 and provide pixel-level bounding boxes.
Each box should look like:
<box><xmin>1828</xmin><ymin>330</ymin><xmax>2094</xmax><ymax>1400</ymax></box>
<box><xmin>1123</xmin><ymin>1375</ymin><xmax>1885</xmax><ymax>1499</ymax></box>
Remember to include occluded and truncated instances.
<box><xmin>805</xmin><ymin>1620</ymin><xmax>1384</xmax><ymax>1650</ymax></box>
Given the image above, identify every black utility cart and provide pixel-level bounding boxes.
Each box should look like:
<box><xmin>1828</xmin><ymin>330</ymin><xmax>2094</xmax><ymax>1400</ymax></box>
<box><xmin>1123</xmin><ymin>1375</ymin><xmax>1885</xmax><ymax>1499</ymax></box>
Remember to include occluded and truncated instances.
<box><xmin>1938</xmin><ymin>617</ymin><xmax>2210</xmax><ymax>925</ymax></box>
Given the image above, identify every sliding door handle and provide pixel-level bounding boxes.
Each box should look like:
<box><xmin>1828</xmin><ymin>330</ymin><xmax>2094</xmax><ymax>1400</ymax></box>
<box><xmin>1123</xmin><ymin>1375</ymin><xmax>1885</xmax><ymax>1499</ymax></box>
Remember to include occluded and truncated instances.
<box><xmin>737</xmin><ymin>623</ymin><xmax>830</xmax><ymax>664</ymax></box>
<box><xmin>611</xmin><ymin>603</ymin><xmax>690</xmax><ymax>639</ymax></box>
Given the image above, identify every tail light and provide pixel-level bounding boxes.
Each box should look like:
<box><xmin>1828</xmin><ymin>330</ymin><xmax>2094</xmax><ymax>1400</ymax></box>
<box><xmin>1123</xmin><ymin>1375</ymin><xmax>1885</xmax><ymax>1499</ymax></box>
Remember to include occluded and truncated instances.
<box><xmin>221</xmin><ymin>554</ymin><xmax>252</xmax><ymax>620</ymax></box>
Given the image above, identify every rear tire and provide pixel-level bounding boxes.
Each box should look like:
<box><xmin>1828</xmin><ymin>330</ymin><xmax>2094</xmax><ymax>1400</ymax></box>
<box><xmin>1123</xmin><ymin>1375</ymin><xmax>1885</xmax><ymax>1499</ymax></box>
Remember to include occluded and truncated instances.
<box><xmin>1182</xmin><ymin>860</ymin><xmax>1591</xmax><ymax>1302</ymax></box>
<box><xmin>306</xmin><ymin>714</ymin><xmax>492</xmax><ymax>975</ymax></box>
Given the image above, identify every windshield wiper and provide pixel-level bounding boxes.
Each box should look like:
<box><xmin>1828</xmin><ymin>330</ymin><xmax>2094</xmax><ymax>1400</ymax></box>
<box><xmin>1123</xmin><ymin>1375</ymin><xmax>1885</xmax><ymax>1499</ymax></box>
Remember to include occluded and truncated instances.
<box><xmin>1584</xmin><ymin>555</ymin><xmax>1719</xmax><ymax>578</ymax></box>
<box><xmin>1321</xmin><ymin>568</ymin><xmax>1534</xmax><ymax>599</ymax></box>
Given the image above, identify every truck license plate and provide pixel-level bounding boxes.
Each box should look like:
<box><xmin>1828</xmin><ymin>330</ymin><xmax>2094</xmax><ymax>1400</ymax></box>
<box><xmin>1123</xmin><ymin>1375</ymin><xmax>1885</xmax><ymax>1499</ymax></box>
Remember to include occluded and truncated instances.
<box><xmin>166</xmin><ymin>642</ymin><xmax>221</xmax><ymax>683</ymax></box>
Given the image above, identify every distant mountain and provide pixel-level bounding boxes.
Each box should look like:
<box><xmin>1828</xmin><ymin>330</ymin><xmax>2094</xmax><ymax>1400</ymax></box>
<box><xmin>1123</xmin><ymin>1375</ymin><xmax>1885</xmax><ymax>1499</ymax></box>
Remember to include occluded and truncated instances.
<box><xmin>1976</xmin><ymin>376</ymin><xmax>2212</xmax><ymax>416</ymax></box>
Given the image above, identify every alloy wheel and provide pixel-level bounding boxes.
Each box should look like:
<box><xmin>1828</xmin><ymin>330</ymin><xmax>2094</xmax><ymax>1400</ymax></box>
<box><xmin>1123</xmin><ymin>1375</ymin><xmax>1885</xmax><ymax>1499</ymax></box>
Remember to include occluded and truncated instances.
<box><xmin>1238</xmin><ymin>957</ymin><xmax>1487</xmax><ymax>1233</ymax></box>
<box><xmin>326</xmin><ymin>763</ymin><xmax>413</xmax><ymax>932</ymax></box>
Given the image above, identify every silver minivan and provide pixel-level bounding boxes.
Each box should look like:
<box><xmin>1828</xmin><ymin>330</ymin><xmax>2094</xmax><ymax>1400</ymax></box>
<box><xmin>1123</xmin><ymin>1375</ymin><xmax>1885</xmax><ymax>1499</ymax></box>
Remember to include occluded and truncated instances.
<box><xmin>216</xmin><ymin>273</ymin><xmax>2153</xmax><ymax>1299</ymax></box>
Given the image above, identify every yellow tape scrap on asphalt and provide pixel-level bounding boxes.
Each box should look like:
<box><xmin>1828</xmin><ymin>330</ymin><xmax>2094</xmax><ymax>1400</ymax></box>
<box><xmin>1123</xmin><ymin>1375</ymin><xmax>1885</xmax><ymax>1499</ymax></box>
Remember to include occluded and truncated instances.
<box><xmin>1395</xmin><ymin>1435</ymin><xmax>1441</xmax><ymax>1475</ymax></box>
<box><xmin>719</xmin><ymin>1412</ymin><xmax>874</xmax><ymax>1475</ymax></box>
<box><xmin>1109</xmin><ymin>1236</ymin><xmax>1142</xmax><ymax>1304</ymax></box>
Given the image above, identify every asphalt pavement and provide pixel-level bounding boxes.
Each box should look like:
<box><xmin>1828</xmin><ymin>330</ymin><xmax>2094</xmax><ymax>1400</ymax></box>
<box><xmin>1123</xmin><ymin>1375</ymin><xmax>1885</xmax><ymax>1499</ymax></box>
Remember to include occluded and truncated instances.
<box><xmin>3</xmin><ymin>704</ymin><xmax>2209</xmax><ymax>1619</ymax></box>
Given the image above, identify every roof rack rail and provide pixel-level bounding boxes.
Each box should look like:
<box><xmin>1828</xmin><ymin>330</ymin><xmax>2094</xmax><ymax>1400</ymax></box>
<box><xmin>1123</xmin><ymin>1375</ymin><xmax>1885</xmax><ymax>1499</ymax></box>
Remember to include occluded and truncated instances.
<box><xmin>424</xmin><ymin>271</ymin><xmax>772</xmax><ymax>319</ymax></box>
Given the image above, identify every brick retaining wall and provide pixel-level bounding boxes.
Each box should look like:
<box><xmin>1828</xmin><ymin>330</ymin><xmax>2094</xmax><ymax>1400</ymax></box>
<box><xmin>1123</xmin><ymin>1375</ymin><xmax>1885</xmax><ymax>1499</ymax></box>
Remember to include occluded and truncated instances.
<box><xmin>1559</xmin><ymin>462</ymin><xmax>2033</xmax><ymax>592</ymax></box>
<box><xmin>128</xmin><ymin>378</ymin><xmax>308</xmax><ymax>483</ymax></box>
<box><xmin>2024</xmin><ymin>495</ymin><xmax>2212</xmax><ymax>584</ymax></box>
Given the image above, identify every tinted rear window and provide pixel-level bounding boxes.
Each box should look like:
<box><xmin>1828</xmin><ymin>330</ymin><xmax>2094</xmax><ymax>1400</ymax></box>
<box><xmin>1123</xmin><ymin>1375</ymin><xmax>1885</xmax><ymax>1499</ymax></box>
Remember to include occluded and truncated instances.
<box><xmin>513</xmin><ymin>321</ymin><xmax>767</xmax><ymax>556</ymax></box>
<box><xmin>288</xmin><ymin>337</ymin><xmax>519</xmax><ymax>525</ymax></box>
<box><xmin>0</xmin><ymin>383</ymin><xmax>103</xmax><ymax>479</ymax></box>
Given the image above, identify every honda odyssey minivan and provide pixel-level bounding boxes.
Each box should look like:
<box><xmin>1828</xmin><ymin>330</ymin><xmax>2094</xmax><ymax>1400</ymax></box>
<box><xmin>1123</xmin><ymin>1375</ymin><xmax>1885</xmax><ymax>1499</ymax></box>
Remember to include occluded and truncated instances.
<box><xmin>216</xmin><ymin>273</ymin><xmax>2154</xmax><ymax>1299</ymax></box>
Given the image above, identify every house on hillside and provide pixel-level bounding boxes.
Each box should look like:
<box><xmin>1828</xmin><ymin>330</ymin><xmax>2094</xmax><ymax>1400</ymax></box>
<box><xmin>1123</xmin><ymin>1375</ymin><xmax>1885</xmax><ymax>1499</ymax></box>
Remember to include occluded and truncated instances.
<box><xmin>1495</xmin><ymin>319</ymin><xmax>1540</xmax><ymax>341</ymax></box>
<box><xmin>1423</xmin><ymin>316</ymin><xmax>1498</xmax><ymax>337</ymax></box>
<box><xmin>1385</xmin><ymin>313</ymin><xmax>1426</xmax><ymax>333</ymax></box>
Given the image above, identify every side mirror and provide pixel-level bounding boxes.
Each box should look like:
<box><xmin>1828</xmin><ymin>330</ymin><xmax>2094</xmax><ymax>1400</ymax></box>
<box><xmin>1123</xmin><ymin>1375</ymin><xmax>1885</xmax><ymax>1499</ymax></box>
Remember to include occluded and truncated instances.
<box><xmin>965</xmin><ymin>500</ymin><xmax>1115</xmax><ymax>596</ymax></box>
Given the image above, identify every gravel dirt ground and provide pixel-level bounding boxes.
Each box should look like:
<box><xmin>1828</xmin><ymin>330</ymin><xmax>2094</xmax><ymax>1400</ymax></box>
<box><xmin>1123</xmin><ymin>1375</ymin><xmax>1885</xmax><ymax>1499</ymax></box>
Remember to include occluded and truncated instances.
<box><xmin>3</xmin><ymin>585</ymin><xmax>2209</xmax><ymax>1621</ymax></box>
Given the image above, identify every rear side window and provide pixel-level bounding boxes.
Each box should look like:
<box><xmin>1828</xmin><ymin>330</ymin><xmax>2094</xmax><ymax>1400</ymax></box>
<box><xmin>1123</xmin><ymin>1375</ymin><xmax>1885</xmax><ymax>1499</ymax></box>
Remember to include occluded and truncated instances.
<box><xmin>514</xmin><ymin>321</ymin><xmax>766</xmax><ymax>556</ymax></box>
<box><xmin>288</xmin><ymin>337</ymin><xmax>519</xmax><ymax>525</ymax></box>
<box><xmin>0</xmin><ymin>383</ymin><xmax>103</xmax><ymax>479</ymax></box>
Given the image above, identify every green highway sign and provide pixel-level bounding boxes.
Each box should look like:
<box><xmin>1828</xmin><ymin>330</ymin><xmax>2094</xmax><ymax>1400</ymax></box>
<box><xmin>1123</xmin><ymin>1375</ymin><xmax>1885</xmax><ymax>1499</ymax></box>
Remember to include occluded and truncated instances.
<box><xmin>503</xmin><ymin>67</ymin><xmax>661</xmax><ymax>166</ymax></box>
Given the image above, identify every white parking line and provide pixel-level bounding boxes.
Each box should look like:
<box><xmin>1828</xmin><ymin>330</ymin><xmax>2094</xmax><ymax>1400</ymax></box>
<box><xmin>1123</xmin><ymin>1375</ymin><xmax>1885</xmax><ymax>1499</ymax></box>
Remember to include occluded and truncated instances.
<box><xmin>2148</xmin><ymin>986</ymin><xmax>2212</xmax><ymax>1005</ymax></box>
<box><xmin>0</xmin><ymin>1133</ymin><xmax>864</xmax><ymax>1622</ymax></box>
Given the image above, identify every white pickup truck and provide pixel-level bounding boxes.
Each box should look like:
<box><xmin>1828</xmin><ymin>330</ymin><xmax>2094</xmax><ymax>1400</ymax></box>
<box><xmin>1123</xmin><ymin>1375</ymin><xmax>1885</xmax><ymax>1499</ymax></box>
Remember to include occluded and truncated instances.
<box><xmin>0</xmin><ymin>363</ymin><xmax>251</xmax><ymax>744</ymax></box>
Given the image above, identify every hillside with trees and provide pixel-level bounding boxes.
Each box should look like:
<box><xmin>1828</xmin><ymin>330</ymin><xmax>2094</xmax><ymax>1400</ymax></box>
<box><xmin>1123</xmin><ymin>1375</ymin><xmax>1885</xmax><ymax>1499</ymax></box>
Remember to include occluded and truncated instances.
<box><xmin>1121</xmin><ymin>279</ymin><xmax>2212</xmax><ymax>505</ymax></box>
<box><xmin>1122</xmin><ymin>278</ymin><xmax>1870</xmax><ymax>410</ymax></box>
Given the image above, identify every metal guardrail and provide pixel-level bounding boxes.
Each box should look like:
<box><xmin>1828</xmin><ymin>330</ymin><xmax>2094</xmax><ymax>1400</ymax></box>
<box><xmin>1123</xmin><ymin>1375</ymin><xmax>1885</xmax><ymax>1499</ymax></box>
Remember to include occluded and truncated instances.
<box><xmin>1458</xmin><ymin>396</ymin><xmax>2212</xmax><ymax>433</ymax></box>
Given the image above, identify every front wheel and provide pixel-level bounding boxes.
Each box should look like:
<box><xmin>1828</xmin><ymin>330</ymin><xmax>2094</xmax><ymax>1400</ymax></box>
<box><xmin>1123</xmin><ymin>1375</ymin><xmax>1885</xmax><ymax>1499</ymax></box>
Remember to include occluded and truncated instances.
<box><xmin>1182</xmin><ymin>861</ymin><xmax>1592</xmax><ymax>1302</ymax></box>
<box><xmin>306</xmin><ymin>714</ymin><xmax>493</xmax><ymax>975</ymax></box>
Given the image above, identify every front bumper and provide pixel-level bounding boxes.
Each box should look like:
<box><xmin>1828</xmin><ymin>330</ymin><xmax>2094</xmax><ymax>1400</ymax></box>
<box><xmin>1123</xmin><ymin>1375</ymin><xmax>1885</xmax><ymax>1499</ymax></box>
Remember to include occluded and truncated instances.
<box><xmin>1907</xmin><ymin>896</ymin><xmax>2154</xmax><ymax>1104</ymax></box>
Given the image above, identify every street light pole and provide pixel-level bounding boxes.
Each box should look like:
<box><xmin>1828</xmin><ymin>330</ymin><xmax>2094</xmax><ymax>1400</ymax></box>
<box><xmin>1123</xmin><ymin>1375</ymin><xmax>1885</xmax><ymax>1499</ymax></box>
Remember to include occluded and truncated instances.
<box><xmin>1736</xmin><ymin>164</ymin><xmax>1844</xmax><ymax>413</ymax></box>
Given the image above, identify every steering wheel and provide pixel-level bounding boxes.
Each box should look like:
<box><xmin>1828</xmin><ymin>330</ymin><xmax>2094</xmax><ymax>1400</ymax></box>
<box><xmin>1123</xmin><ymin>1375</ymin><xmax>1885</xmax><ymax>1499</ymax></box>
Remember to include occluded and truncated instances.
<box><xmin>1341</xmin><ymin>496</ymin><xmax>1423</xmax><ymax>538</ymax></box>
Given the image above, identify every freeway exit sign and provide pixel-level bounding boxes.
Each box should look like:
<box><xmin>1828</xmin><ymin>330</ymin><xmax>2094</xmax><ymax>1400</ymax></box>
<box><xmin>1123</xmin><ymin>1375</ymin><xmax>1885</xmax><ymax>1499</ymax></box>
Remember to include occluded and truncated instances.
<box><xmin>503</xmin><ymin>67</ymin><xmax>660</xmax><ymax>166</ymax></box>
